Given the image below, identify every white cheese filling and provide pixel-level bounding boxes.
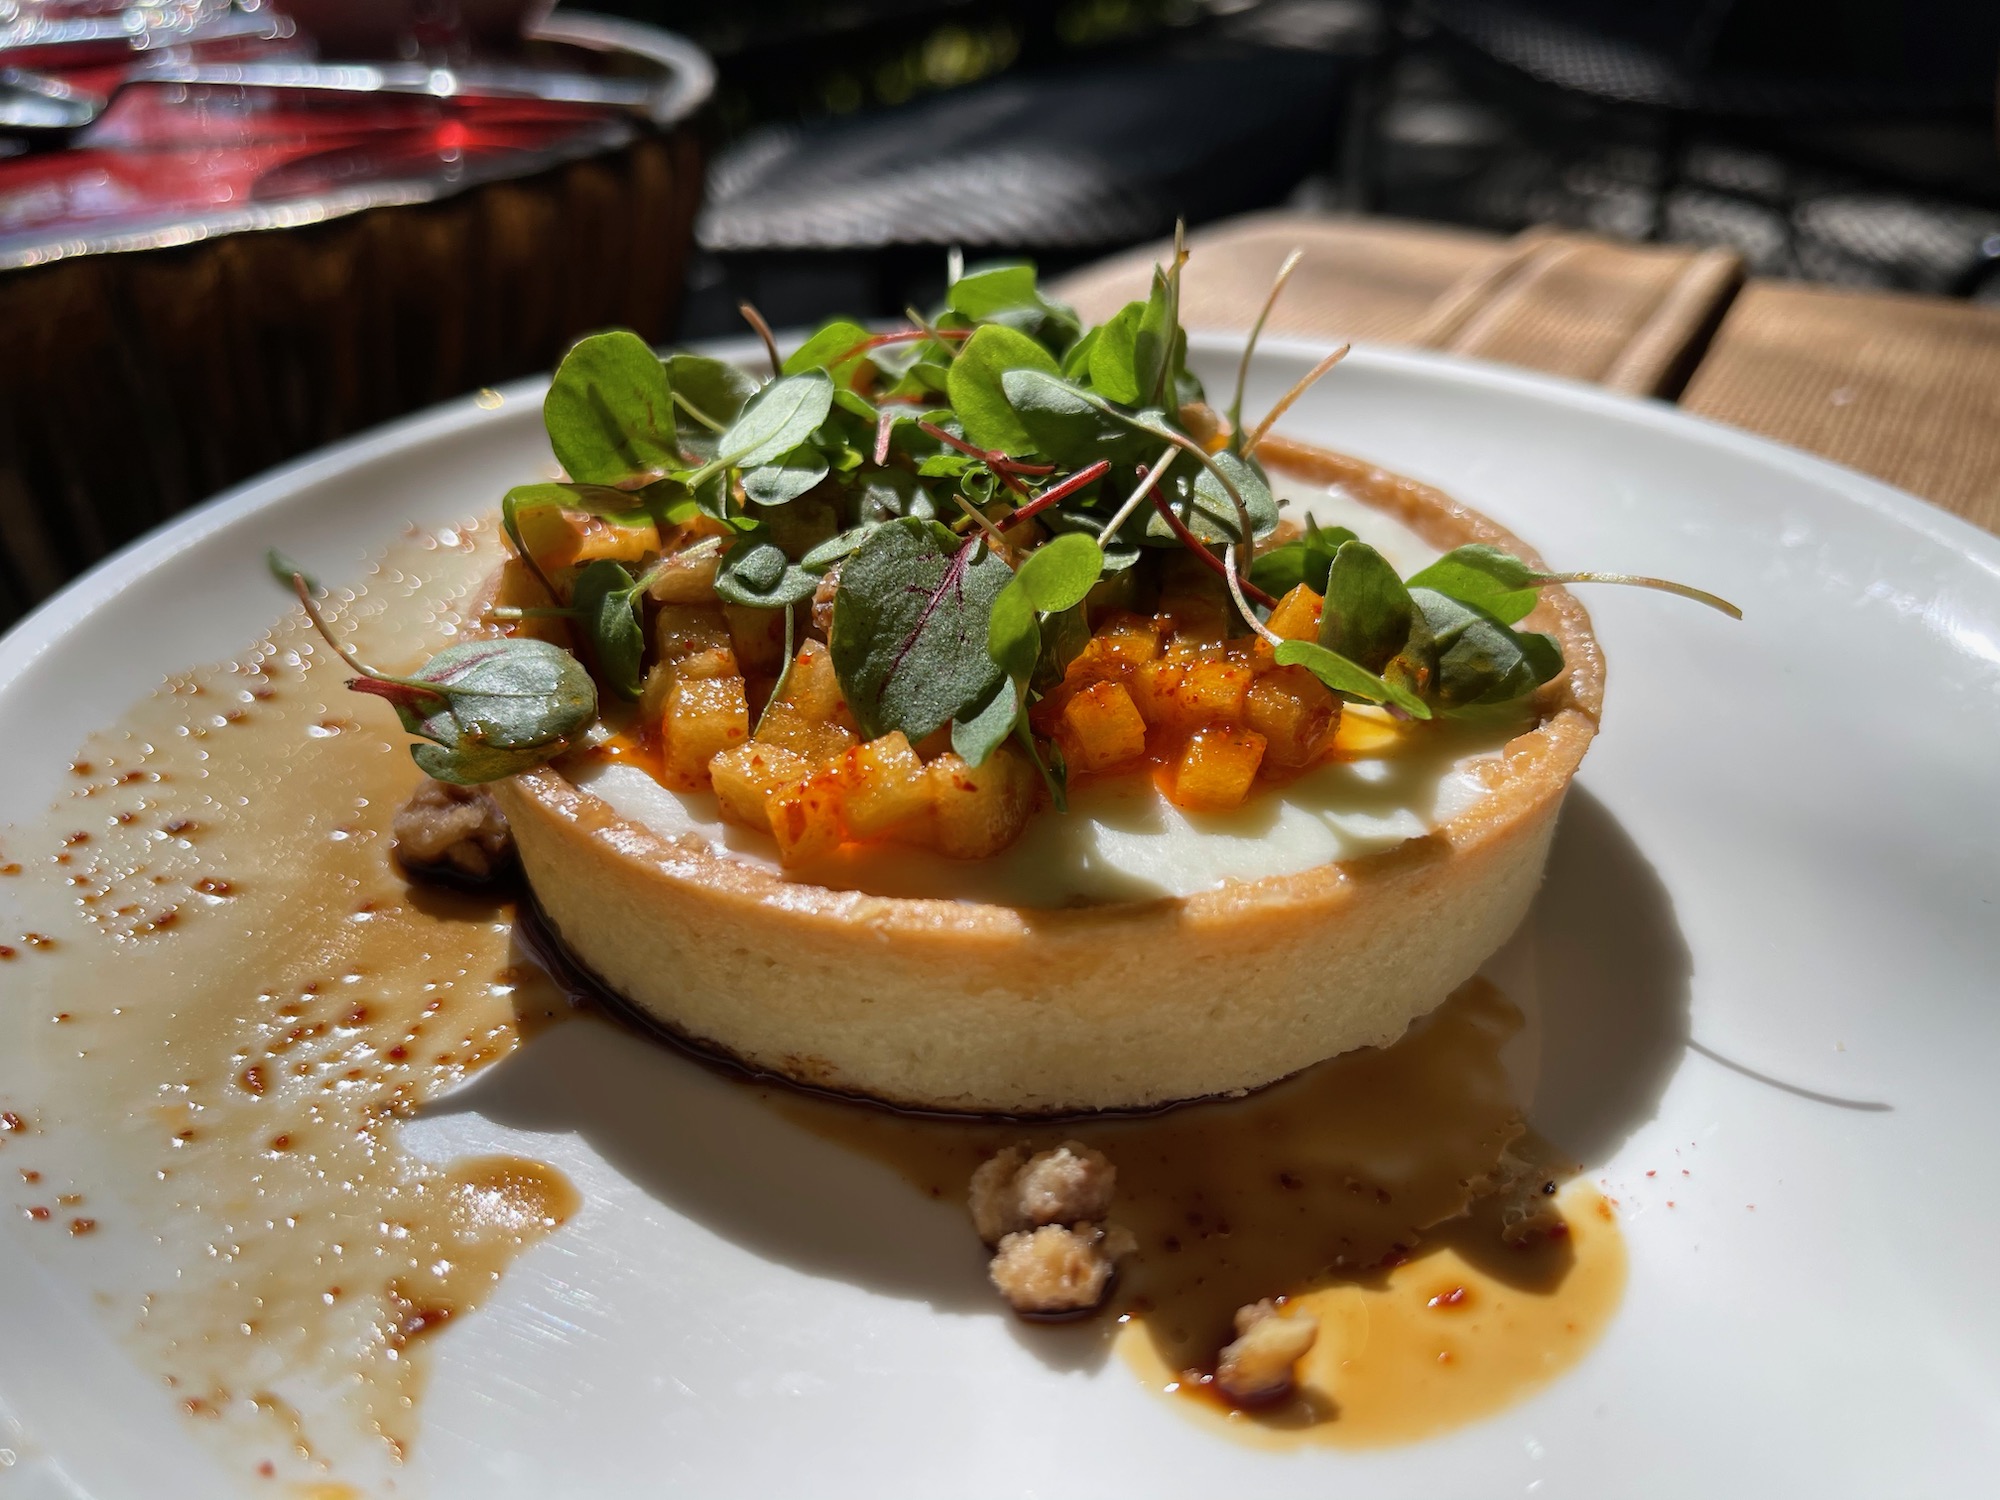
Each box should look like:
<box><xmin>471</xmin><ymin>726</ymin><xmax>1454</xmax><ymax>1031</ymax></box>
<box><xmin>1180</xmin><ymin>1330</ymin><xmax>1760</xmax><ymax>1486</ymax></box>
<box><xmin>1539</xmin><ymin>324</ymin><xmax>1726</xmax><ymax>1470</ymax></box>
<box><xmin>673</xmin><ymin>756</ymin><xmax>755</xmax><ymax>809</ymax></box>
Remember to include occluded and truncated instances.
<box><xmin>570</xmin><ymin>480</ymin><xmax>1526</xmax><ymax>908</ymax></box>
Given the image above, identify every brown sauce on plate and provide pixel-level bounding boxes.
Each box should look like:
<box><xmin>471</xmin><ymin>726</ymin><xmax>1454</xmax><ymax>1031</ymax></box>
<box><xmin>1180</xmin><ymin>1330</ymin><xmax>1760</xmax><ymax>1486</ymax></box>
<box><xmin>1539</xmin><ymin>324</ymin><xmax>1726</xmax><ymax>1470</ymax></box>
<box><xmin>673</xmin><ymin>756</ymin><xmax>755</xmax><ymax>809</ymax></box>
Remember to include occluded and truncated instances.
<box><xmin>775</xmin><ymin>978</ymin><xmax>1625</xmax><ymax>1448</ymax></box>
<box><xmin>0</xmin><ymin>526</ymin><xmax>576</xmax><ymax>1484</ymax></box>
<box><xmin>0</xmin><ymin>522</ymin><xmax>1623</xmax><ymax>1479</ymax></box>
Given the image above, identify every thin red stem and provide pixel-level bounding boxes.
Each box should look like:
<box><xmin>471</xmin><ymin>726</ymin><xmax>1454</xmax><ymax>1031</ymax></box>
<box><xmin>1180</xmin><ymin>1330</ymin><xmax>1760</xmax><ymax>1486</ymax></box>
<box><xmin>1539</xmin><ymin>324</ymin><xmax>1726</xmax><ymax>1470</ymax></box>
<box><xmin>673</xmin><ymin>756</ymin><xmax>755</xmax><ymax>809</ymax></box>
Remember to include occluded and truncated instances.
<box><xmin>916</xmin><ymin>421</ymin><xmax>1031</xmax><ymax>497</ymax></box>
<box><xmin>1001</xmin><ymin>460</ymin><xmax>1111</xmax><ymax>531</ymax></box>
<box><xmin>1150</xmin><ymin>493</ymin><xmax>1277</xmax><ymax>608</ymax></box>
<box><xmin>827</xmin><ymin>326</ymin><xmax>972</xmax><ymax>370</ymax></box>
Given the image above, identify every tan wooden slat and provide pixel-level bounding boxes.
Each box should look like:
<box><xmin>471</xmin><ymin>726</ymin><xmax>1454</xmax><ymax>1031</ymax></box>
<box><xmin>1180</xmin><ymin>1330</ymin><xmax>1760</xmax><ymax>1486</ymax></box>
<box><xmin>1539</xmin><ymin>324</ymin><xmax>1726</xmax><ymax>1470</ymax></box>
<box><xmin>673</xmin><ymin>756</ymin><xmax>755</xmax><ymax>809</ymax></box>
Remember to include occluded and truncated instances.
<box><xmin>1681</xmin><ymin>280</ymin><xmax>2000</xmax><ymax>535</ymax></box>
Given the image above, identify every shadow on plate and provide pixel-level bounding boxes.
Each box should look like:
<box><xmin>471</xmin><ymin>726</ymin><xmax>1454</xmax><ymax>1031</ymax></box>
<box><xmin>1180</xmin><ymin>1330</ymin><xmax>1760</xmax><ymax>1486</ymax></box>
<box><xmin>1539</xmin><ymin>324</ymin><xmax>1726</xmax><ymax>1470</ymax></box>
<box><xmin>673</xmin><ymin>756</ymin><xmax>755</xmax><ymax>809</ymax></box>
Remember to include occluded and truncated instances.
<box><xmin>425</xmin><ymin>785</ymin><xmax>1692</xmax><ymax>1350</ymax></box>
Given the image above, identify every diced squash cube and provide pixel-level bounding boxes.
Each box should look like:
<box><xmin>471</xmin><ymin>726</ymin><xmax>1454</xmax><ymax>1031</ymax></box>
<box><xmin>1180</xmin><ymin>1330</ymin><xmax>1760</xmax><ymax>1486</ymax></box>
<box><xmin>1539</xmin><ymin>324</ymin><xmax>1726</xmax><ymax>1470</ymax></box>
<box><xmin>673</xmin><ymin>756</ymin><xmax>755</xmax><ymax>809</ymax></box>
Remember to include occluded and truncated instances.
<box><xmin>756</xmin><ymin>708</ymin><xmax>855</xmax><ymax>765</ymax></box>
<box><xmin>1058</xmin><ymin>681</ymin><xmax>1149</xmax><ymax>773</ymax></box>
<box><xmin>655</xmin><ymin>604</ymin><xmax>736</xmax><ymax>678</ymax></box>
<box><xmin>1170</xmin><ymin>727</ymin><xmax>1267</xmax><ymax>812</ymax></box>
<box><xmin>709</xmin><ymin>742</ymin><xmax>812</xmax><ymax>833</ymax></box>
<box><xmin>513</xmin><ymin>508</ymin><xmax>660</xmax><ymax>573</ymax></box>
<box><xmin>929</xmin><ymin>745</ymin><xmax>1038</xmax><ymax>858</ymax></box>
<box><xmin>1132</xmin><ymin>657</ymin><xmax>1253</xmax><ymax>733</ymax></box>
<box><xmin>647</xmin><ymin>538</ymin><xmax>722</xmax><ymax>604</ymax></box>
<box><xmin>663</xmin><ymin>675</ymin><xmax>749</xmax><ymax>785</ymax></box>
<box><xmin>1160</xmin><ymin>597</ymin><xmax>1229</xmax><ymax>653</ymax></box>
<box><xmin>782</xmin><ymin>639</ymin><xmax>846</xmax><ymax>723</ymax></box>
<box><xmin>724</xmin><ymin>603</ymin><xmax>789</xmax><ymax>675</ymax></box>
<box><xmin>1264</xmin><ymin>584</ymin><xmax>1323</xmax><ymax>644</ymax></box>
<box><xmin>1332</xmin><ymin>703</ymin><xmax>1405</xmax><ymax>757</ymax></box>
<box><xmin>767</xmin><ymin>771</ymin><xmax>844</xmax><ymax>865</ymax></box>
<box><xmin>487</xmin><ymin>558</ymin><xmax>571</xmax><ymax>647</ymax></box>
<box><xmin>1061</xmin><ymin>613</ymin><xmax>1160</xmax><ymax>691</ymax></box>
<box><xmin>1246</xmin><ymin>666</ymin><xmax>1339</xmax><ymax>767</ymax></box>
<box><xmin>833</xmin><ymin>732</ymin><xmax>934</xmax><ymax>840</ymax></box>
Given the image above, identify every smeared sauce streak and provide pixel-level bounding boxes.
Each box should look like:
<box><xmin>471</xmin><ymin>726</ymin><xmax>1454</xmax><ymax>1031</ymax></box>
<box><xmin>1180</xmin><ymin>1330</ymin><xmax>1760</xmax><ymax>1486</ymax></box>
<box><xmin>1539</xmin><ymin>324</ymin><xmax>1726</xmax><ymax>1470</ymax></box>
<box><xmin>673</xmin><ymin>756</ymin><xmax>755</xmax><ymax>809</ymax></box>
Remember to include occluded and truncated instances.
<box><xmin>778</xmin><ymin>980</ymin><xmax>1625</xmax><ymax>1449</ymax></box>
<box><xmin>0</xmin><ymin>524</ymin><xmax>577</xmax><ymax>1487</ymax></box>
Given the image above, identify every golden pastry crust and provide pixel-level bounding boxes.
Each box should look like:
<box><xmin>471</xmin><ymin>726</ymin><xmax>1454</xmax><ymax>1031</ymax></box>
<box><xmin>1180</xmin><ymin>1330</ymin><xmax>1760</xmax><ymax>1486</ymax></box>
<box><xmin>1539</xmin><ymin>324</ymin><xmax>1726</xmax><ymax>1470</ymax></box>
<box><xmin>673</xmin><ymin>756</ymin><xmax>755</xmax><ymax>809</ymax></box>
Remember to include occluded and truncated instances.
<box><xmin>492</xmin><ymin>440</ymin><xmax>1603</xmax><ymax>1113</ymax></box>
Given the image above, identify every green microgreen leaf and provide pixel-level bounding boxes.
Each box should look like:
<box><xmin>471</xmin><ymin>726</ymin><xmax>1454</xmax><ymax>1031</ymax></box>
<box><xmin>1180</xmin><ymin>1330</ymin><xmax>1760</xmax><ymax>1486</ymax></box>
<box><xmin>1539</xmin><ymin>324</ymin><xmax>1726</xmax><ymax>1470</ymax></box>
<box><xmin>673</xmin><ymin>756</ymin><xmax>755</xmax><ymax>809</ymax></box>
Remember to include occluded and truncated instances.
<box><xmin>855</xmin><ymin>468</ymin><xmax>936</xmax><ymax>522</ymax></box>
<box><xmin>1088</xmin><ymin>302</ymin><xmax>1148</xmax><ymax>405</ymax></box>
<box><xmin>741</xmin><ymin>445</ymin><xmax>830</xmax><ymax>507</ymax></box>
<box><xmin>800</xmin><ymin>524</ymin><xmax>879</xmax><ymax>572</ymax></box>
<box><xmin>545</xmin><ymin>331</ymin><xmax>677</xmax><ymax>485</ymax></box>
<box><xmin>998</xmin><ymin>369</ymin><xmax>1148</xmax><ymax>469</ymax></box>
<box><xmin>1138</xmin><ymin>268</ymin><xmax>1176</xmax><ymax>407</ymax></box>
<box><xmin>947</xmin><ymin>324</ymin><xmax>1061</xmax><ymax>456</ymax></box>
<box><xmin>829</xmin><ymin>517</ymin><xmax>1011</xmax><ymax>742</ymax></box>
<box><xmin>715</xmin><ymin>535</ymin><xmax>818</xmax><ymax>609</ymax></box>
<box><xmin>1249</xmin><ymin>517</ymin><xmax>1356</xmax><ymax>597</ymax></box>
<box><xmin>1409</xmin><ymin>587</ymin><xmax>1563</xmax><ymax>711</ymax></box>
<box><xmin>1149</xmin><ymin>449</ymin><xmax>1277</xmax><ymax>545</ymax></box>
<box><xmin>1272</xmin><ymin>640</ymin><xmax>1432</xmax><ymax>720</ymax></box>
<box><xmin>1322</xmin><ymin>540</ymin><xmax>1424</xmax><ymax>675</ymax></box>
<box><xmin>717</xmin><ymin>370</ymin><xmax>836</xmax><ymax>471</ymax></box>
<box><xmin>1034</xmin><ymin>603</ymin><xmax>1091</xmax><ymax>689</ymax></box>
<box><xmin>782</xmin><ymin>319</ymin><xmax>872</xmax><ymax>386</ymax></box>
<box><xmin>1405</xmin><ymin>544</ymin><xmax>1542</xmax><ymax>625</ymax></box>
<box><xmin>405</xmin><ymin>638</ymin><xmax>598</xmax><ymax>750</ymax></box>
<box><xmin>946</xmin><ymin>262</ymin><xmax>1082</xmax><ymax>351</ymax></box>
<box><xmin>667</xmin><ymin>354</ymin><xmax>757</xmax><ymax>462</ymax></box>
<box><xmin>412</xmin><ymin>738</ymin><xmax>553</xmax><ymax>786</ymax></box>
<box><xmin>570</xmin><ymin>560</ymin><xmax>646</xmax><ymax>700</ymax></box>
<box><xmin>950</xmin><ymin>676</ymin><xmax>1021</xmax><ymax>768</ymax></box>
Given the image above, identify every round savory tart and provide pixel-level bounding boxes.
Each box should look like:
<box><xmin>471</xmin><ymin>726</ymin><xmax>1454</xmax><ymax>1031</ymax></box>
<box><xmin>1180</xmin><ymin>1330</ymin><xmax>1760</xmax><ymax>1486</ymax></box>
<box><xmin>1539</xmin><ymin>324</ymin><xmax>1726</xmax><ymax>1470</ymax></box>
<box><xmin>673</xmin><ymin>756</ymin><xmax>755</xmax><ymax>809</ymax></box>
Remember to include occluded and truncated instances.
<box><xmin>490</xmin><ymin>437</ymin><xmax>1602</xmax><ymax>1114</ymax></box>
<box><xmin>293</xmin><ymin>247</ymin><xmax>1716</xmax><ymax>1115</ymax></box>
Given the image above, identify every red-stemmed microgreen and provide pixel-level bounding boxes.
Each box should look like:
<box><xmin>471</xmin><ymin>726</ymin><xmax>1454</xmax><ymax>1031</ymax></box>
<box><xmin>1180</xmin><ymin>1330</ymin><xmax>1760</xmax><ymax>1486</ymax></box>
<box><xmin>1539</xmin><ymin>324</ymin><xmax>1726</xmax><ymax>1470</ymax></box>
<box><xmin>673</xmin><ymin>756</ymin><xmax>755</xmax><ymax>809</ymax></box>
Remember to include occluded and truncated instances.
<box><xmin>1000</xmin><ymin>458</ymin><xmax>1111</xmax><ymax>531</ymax></box>
<box><xmin>317</xmin><ymin>245</ymin><xmax>1737</xmax><ymax>804</ymax></box>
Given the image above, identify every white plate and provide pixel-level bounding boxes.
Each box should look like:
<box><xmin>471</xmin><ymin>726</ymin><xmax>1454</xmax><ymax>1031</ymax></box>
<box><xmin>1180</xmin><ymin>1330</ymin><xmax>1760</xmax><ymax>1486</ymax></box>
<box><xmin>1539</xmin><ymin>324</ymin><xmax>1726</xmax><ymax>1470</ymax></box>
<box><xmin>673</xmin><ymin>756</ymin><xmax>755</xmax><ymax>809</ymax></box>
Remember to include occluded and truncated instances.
<box><xmin>3</xmin><ymin>335</ymin><xmax>1998</xmax><ymax>1498</ymax></box>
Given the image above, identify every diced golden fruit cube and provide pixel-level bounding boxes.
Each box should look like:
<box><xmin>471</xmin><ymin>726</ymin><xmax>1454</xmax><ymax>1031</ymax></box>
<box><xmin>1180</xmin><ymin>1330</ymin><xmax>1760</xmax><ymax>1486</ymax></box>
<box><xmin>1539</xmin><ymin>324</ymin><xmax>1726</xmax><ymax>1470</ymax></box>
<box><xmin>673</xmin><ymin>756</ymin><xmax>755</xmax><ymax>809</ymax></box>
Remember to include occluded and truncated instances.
<box><xmin>1132</xmin><ymin>657</ymin><xmax>1253</xmax><ymax>733</ymax></box>
<box><xmin>767</xmin><ymin>771</ymin><xmax>845</xmax><ymax>865</ymax></box>
<box><xmin>1160</xmin><ymin>597</ymin><xmax>1228</xmax><ymax>652</ymax></box>
<box><xmin>754</xmin><ymin>703</ymin><xmax>856</xmax><ymax>764</ymax></box>
<box><xmin>724</xmin><ymin>604</ymin><xmax>790</xmax><ymax>675</ymax></box>
<box><xmin>1264</xmin><ymin>584</ymin><xmax>1323</xmax><ymax>644</ymax></box>
<box><xmin>513</xmin><ymin>508</ymin><xmax>660</xmax><ymax>571</ymax></box>
<box><xmin>663</xmin><ymin>675</ymin><xmax>749</xmax><ymax>785</ymax></box>
<box><xmin>655</xmin><ymin>604</ymin><xmax>735</xmax><ymax>669</ymax></box>
<box><xmin>929</xmin><ymin>745</ymin><xmax>1038</xmax><ymax>858</ymax></box>
<box><xmin>782</xmin><ymin>639</ymin><xmax>846</xmax><ymax>723</ymax></box>
<box><xmin>647</xmin><ymin>538</ymin><xmax>722</xmax><ymax>603</ymax></box>
<box><xmin>1058</xmin><ymin>681</ymin><xmax>1149</xmax><ymax>773</ymax></box>
<box><xmin>1246</xmin><ymin>666</ymin><xmax>1339</xmax><ymax>767</ymax></box>
<box><xmin>1170</xmin><ymin>727</ymin><xmax>1267</xmax><ymax>812</ymax></box>
<box><xmin>709</xmin><ymin>742</ymin><xmax>812</xmax><ymax>833</ymax></box>
<box><xmin>833</xmin><ymin>732</ymin><xmax>934</xmax><ymax>840</ymax></box>
<box><xmin>1332</xmin><ymin>703</ymin><xmax>1405</xmax><ymax>757</ymax></box>
<box><xmin>1062</xmin><ymin>614</ymin><xmax>1159</xmax><ymax>690</ymax></box>
<box><xmin>488</xmin><ymin>558</ymin><xmax>571</xmax><ymax>648</ymax></box>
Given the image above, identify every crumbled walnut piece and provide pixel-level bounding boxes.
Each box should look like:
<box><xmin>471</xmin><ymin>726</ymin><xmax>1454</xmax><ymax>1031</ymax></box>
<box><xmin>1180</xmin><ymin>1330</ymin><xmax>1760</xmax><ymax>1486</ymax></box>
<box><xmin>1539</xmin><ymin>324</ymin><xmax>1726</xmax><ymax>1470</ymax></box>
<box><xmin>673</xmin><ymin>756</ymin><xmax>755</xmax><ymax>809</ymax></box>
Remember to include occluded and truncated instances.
<box><xmin>1473</xmin><ymin>1145</ymin><xmax>1568</xmax><ymax>1245</ymax></box>
<box><xmin>1215</xmin><ymin>1299</ymin><xmax>1319</xmax><ymax>1407</ymax></box>
<box><xmin>391</xmin><ymin>779</ymin><xmax>513</xmax><ymax>883</ymax></box>
<box><xmin>968</xmin><ymin>1141</ymin><xmax>1117</xmax><ymax>1246</ymax></box>
<box><xmin>988</xmin><ymin>1222</ymin><xmax>1130</xmax><ymax>1316</ymax></box>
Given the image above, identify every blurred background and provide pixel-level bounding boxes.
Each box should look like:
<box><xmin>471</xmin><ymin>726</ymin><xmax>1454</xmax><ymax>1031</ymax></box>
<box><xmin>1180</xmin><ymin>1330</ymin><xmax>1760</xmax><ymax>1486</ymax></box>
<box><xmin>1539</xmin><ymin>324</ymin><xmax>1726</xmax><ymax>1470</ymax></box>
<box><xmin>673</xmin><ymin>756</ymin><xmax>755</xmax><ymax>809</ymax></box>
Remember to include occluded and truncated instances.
<box><xmin>2</xmin><ymin>0</ymin><xmax>1997</xmax><ymax>626</ymax></box>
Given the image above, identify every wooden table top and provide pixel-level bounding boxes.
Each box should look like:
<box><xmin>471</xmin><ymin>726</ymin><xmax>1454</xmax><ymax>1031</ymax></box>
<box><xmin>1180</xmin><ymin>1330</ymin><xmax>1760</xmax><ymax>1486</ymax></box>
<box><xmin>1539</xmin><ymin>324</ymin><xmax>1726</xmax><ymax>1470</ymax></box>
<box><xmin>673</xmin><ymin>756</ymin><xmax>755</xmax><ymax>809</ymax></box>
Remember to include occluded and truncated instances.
<box><xmin>1055</xmin><ymin>213</ymin><xmax>2000</xmax><ymax>538</ymax></box>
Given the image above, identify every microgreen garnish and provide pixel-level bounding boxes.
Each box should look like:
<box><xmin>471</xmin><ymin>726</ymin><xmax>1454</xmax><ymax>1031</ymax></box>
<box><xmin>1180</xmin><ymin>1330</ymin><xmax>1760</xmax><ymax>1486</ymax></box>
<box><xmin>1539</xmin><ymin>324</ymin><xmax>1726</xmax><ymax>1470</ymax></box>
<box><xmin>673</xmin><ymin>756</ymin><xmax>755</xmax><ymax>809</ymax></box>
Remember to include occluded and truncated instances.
<box><xmin>829</xmin><ymin>517</ymin><xmax>1013</xmax><ymax>745</ymax></box>
<box><xmin>268</xmin><ymin>231</ymin><xmax>1736</xmax><ymax>805</ymax></box>
<box><xmin>267</xmin><ymin>562</ymin><xmax>596</xmax><ymax>783</ymax></box>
